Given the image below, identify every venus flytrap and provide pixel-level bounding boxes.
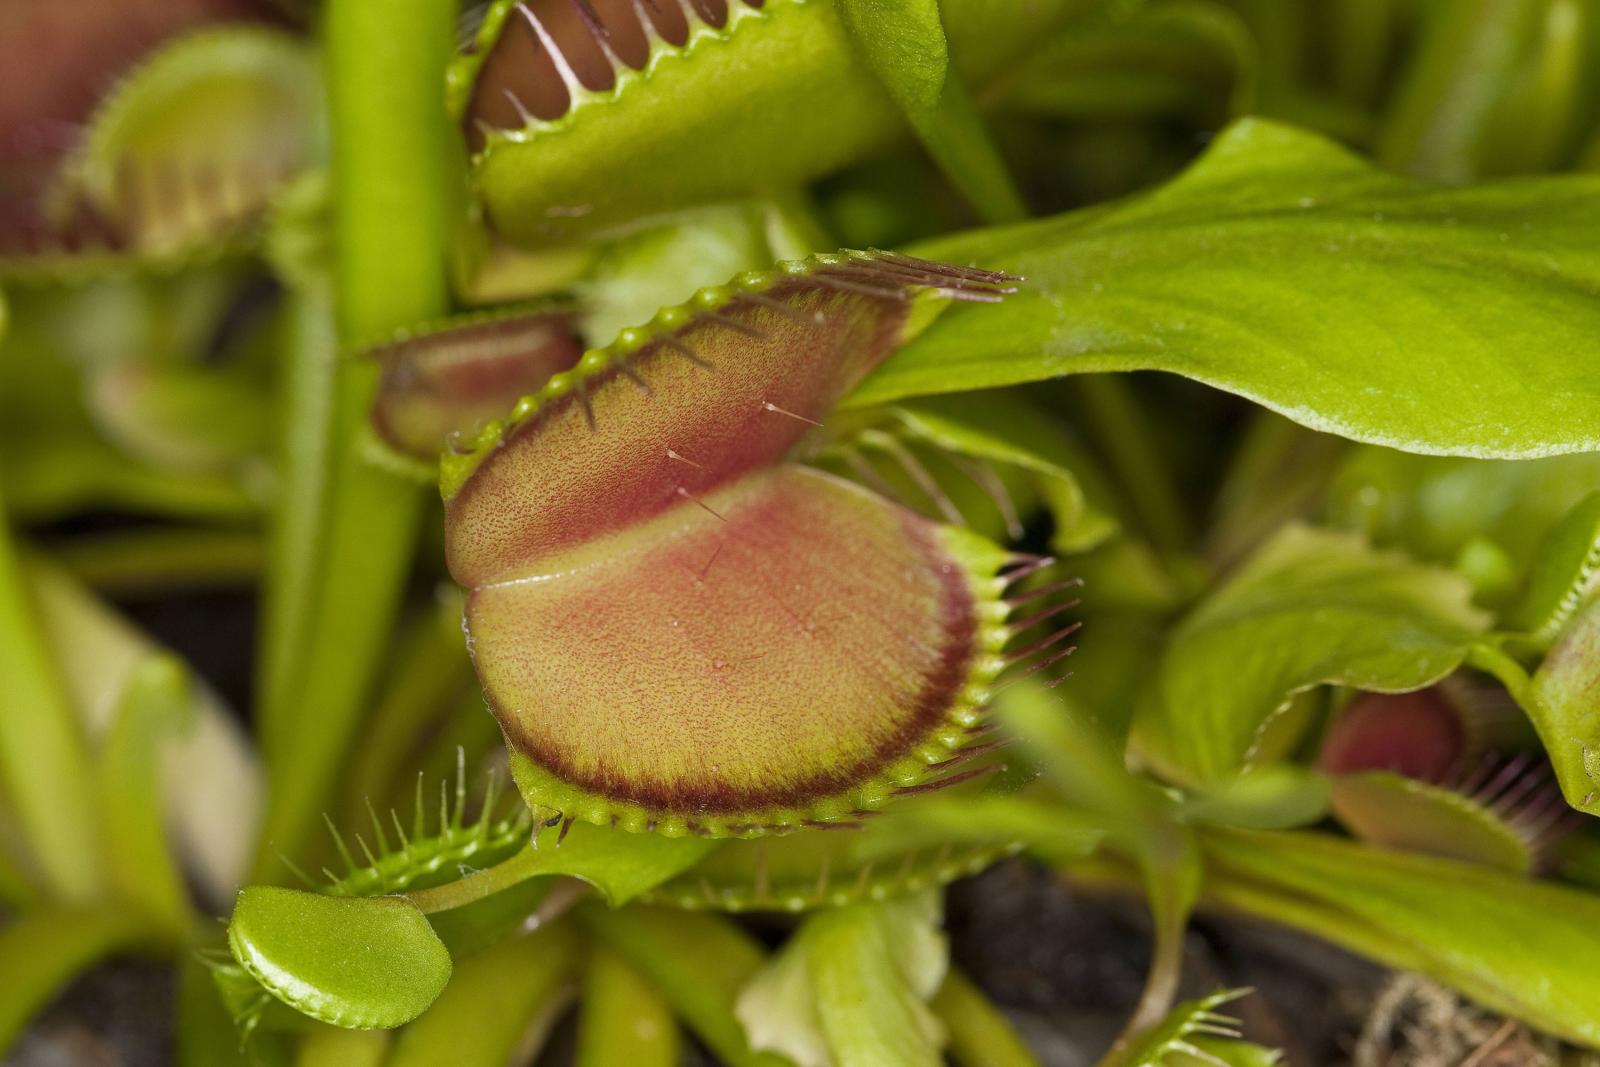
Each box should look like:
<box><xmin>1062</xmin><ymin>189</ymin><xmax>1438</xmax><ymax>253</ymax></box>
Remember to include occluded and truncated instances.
<box><xmin>442</xmin><ymin>251</ymin><xmax>1089</xmax><ymax>836</ymax></box>
<box><xmin>11</xmin><ymin>5</ymin><xmax>1600</xmax><ymax>1064</ymax></box>
<box><xmin>457</xmin><ymin>0</ymin><xmax>1086</xmax><ymax>244</ymax></box>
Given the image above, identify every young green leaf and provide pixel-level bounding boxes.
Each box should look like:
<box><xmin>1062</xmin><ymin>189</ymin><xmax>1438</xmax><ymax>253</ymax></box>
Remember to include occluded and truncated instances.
<box><xmin>1101</xmin><ymin>989</ymin><xmax>1270</xmax><ymax>1067</ymax></box>
<box><xmin>834</xmin><ymin>0</ymin><xmax>1025</xmax><ymax>223</ymax></box>
<box><xmin>1511</xmin><ymin>490</ymin><xmax>1600</xmax><ymax>643</ymax></box>
<box><xmin>736</xmin><ymin>891</ymin><xmax>949</xmax><ymax>1067</ymax></box>
<box><xmin>856</xmin><ymin>119</ymin><xmax>1600</xmax><ymax>459</ymax></box>
<box><xmin>1203</xmin><ymin>828</ymin><xmax>1600</xmax><ymax>1046</ymax></box>
<box><xmin>1526</xmin><ymin>593</ymin><xmax>1600</xmax><ymax>816</ymax></box>
<box><xmin>367</xmin><ymin>306</ymin><xmax>583</xmax><ymax>460</ymax></box>
<box><xmin>1132</xmin><ymin>524</ymin><xmax>1490</xmax><ymax>786</ymax></box>
<box><xmin>227</xmin><ymin>887</ymin><xmax>452</xmax><ymax>1029</ymax></box>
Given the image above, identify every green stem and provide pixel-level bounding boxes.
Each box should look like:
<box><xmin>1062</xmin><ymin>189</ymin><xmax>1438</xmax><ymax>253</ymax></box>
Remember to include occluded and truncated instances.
<box><xmin>933</xmin><ymin>967</ymin><xmax>1039</xmax><ymax>1067</ymax></box>
<box><xmin>0</xmin><ymin>481</ymin><xmax>102</xmax><ymax>901</ymax></box>
<box><xmin>295</xmin><ymin>1025</ymin><xmax>391</xmax><ymax>1067</ymax></box>
<box><xmin>1069</xmin><ymin>375</ymin><xmax>1192</xmax><ymax>554</ymax></box>
<box><xmin>404</xmin><ymin>846</ymin><xmax>553</xmax><ymax>915</ymax></box>
<box><xmin>254</xmin><ymin>0</ymin><xmax>455</xmax><ymax>877</ymax></box>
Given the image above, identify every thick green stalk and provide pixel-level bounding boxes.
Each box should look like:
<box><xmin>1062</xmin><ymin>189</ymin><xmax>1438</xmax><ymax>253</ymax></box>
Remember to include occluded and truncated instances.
<box><xmin>0</xmin><ymin>483</ymin><xmax>102</xmax><ymax>901</ymax></box>
<box><xmin>296</xmin><ymin>1025</ymin><xmax>391</xmax><ymax>1067</ymax></box>
<box><xmin>579</xmin><ymin>905</ymin><xmax>793</xmax><ymax>1067</ymax></box>
<box><xmin>576</xmin><ymin>946</ymin><xmax>680</xmax><ymax>1067</ymax></box>
<box><xmin>255</xmin><ymin>0</ymin><xmax>455</xmax><ymax>875</ymax></box>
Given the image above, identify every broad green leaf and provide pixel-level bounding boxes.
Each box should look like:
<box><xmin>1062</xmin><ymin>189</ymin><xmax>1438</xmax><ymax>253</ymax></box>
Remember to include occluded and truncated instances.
<box><xmin>1132</xmin><ymin>524</ymin><xmax>1490</xmax><ymax>786</ymax></box>
<box><xmin>227</xmin><ymin>886</ymin><xmax>452</xmax><ymax>1029</ymax></box>
<box><xmin>737</xmin><ymin>892</ymin><xmax>948</xmax><ymax>1067</ymax></box>
<box><xmin>31</xmin><ymin>559</ymin><xmax>261</xmax><ymax>902</ymax></box>
<box><xmin>1203</xmin><ymin>828</ymin><xmax>1600</xmax><ymax>1046</ymax></box>
<box><xmin>1526</xmin><ymin>593</ymin><xmax>1600</xmax><ymax>816</ymax></box>
<box><xmin>388</xmin><ymin>923</ymin><xmax>578</xmax><ymax>1066</ymax></box>
<box><xmin>0</xmin><ymin>486</ymin><xmax>101</xmax><ymax>900</ymax></box>
<box><xmin>835</xmin><ymin>0</ymin><xmax>1025</xmax><ymax>222</ymax></box>
<box><xmin>580</xmin><ymin>904</ymin><xmax>793</xmax><ymax>1067</ymax></box>
<box><xmin>0</xmin><ymin>909</ymin><xmax>147</xmax><ymax>1055</ymax></box>
<box><xmin>854</xmin><ymin>119</ymin><xmax>1600</xmax><ymax>459</ymax></box>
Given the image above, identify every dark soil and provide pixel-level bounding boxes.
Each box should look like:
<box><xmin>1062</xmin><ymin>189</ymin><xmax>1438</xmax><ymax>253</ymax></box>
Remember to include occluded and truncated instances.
<box><xmin>946</xmin><ymin>860</ymin><xmax>1386</xmax><ymax>1067</ymax></box>
<box><xmin>5</xmin><ymin>959</ymin><xmax>173</xmax><ymax>1067</ymax></box>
